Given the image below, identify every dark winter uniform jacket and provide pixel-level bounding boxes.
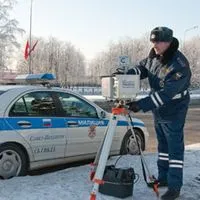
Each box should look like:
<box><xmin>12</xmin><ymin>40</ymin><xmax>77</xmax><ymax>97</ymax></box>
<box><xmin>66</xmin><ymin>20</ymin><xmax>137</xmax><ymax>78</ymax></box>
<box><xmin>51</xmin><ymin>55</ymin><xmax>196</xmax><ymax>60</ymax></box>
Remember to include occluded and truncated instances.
<box><xmin>127</xmin><ymin>38</ymin><xmax>191</xmax><ymax>121</ymax></box>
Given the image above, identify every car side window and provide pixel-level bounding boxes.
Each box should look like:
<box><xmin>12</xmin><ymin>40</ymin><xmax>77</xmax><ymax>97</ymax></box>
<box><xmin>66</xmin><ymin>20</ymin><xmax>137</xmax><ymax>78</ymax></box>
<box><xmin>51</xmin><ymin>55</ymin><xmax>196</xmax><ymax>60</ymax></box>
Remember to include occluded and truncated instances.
<box><xmin>9</xmin><ymin>91</ymin><xmax>56</xmax><ymax>117</ymax></box>
<box><xmin>57</xmin><ymin>92</ymin><xmax>98</xmax><ymax>118</ymax></box>
<box><xmin>9</xmin><ymin>97</ymin><xmax>27</xmax><ymax>116</ymax></box>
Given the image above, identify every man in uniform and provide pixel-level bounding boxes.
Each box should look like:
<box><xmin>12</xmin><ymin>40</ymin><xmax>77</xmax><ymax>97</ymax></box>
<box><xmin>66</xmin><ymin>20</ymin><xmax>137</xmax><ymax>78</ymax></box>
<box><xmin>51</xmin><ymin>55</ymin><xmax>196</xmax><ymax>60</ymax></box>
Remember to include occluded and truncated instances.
<box><xmin>119</xmin><ymin>27</ymin><xmax>191</xmax><ymax>200</ymax></box>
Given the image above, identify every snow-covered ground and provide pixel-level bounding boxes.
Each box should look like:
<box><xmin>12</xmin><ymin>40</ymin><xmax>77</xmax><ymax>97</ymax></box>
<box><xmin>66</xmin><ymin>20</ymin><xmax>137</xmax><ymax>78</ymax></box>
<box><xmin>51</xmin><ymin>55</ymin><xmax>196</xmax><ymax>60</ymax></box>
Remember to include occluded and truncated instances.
<box><xmin>0</xmin><ymin>144</ymin><xmax>200</xmax><ymax>200</ymax></box>
<box><xmin>84</xmin><ymin>94</ymin><xmax>200</xmax><ymax>103</ymax></box>
<box><xmin>84</xmin><ymin>95</ymin><xmax>106</xmax><ymax>102</ymax></box>
<box><xmin>83</xmin><ymin>95</ymin><xmax>146</xmax><ymax>101</ymax></box>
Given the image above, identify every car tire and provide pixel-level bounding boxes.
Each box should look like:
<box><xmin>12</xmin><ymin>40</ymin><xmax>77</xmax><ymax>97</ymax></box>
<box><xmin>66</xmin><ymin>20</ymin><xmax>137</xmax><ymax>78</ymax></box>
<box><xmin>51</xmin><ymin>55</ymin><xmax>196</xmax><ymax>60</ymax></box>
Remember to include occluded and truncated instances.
<box><xmin>120</xmin><ymin>129</ymin><xmax>145</xmax><ymax>155</ymax></box>
<box><xmin>0</xmin><ymin>143</ymin><xmax>28</xmax><ymax>179</ymax></box>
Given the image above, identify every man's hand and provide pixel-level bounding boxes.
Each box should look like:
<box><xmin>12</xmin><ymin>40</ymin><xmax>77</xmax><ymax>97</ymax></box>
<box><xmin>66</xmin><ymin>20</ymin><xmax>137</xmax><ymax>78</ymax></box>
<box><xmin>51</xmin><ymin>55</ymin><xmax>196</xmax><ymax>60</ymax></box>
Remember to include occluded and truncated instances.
<box><xmin>112</xmin><ymin>68</ymin><xmax>125</xmax><ymax>75</ymax></box>
<box><xmin>126</xmin><ymin>101</ymin><xmax>140</xmax><ymax>112</ymax></box>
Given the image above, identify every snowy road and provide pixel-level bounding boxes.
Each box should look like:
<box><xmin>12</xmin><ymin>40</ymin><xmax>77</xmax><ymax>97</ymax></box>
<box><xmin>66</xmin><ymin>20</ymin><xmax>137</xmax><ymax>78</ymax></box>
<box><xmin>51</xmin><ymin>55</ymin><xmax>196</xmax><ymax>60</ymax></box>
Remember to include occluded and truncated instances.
<box><xmin>0</xmin><ymin>148</ymin><xmax>200</xmax><ymax>200</ymax></box>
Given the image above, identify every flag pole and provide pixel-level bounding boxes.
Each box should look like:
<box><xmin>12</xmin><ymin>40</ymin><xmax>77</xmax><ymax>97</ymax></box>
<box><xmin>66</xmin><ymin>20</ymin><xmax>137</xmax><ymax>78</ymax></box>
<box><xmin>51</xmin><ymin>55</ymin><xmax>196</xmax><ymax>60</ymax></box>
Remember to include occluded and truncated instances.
<box><xmin>28</xmin><ymin>0</ymin><xmax>33</xmax><ymax>74</ymax></box>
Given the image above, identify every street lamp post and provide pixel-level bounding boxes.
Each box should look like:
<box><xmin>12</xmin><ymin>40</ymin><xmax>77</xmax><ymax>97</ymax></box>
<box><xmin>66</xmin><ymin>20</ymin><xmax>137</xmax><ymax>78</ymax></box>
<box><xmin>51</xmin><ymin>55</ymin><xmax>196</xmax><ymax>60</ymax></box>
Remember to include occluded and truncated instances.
<box><xmin>183</xmin><ymin>25</ymin><xmax>198</xmax><ymax>50</ymax></box>
<box><xmin>29</xmin><ymin>0</ymin><xmax>33</xmax><ymax>74</ymax></box>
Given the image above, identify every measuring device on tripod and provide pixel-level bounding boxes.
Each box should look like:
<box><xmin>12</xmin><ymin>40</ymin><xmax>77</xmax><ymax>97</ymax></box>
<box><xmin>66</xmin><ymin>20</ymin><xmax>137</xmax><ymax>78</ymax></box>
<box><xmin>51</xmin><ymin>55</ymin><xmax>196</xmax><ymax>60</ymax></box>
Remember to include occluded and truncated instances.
<box><xmin>101</xmin><ymin>74</ymin><xmax>140</xmax><ymax>100</ymax></box>
<box><xmin>89</xmin><ymin>61</ymin><xmax>159</xmax><ymax>199</ymax></box>
<box><xmin>101</xmin><ymin>55</ymin><xmax>139</xmax><ymax>100</ymax></box>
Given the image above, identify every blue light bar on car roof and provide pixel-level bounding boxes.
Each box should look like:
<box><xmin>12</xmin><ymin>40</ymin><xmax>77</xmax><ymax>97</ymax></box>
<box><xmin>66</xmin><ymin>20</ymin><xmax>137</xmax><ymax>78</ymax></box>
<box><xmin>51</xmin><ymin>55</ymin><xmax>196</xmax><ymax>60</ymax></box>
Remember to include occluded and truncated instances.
<box><xmin>15</xmin><ymin>73</ymin><xmax>56</xmax><ymax>81</ymax></box>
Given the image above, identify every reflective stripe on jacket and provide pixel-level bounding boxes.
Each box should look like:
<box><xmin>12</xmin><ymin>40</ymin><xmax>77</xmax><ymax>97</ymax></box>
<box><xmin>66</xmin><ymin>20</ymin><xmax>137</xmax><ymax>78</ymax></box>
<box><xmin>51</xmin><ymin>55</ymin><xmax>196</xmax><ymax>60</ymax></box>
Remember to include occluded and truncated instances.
<box><xmin>127</xmin><ymin>38</ymin><xmax>191</xmax><ymax>120</ymax></box>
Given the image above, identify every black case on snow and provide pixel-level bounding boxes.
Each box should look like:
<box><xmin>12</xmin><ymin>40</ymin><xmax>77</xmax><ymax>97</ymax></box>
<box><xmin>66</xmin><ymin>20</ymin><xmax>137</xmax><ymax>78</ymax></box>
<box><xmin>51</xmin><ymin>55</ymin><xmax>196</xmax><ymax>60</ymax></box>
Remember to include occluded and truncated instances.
<box><xmin>99</xmin><ymin>165</ymin><xmax>135</xmax><ymax>198</ymax></box>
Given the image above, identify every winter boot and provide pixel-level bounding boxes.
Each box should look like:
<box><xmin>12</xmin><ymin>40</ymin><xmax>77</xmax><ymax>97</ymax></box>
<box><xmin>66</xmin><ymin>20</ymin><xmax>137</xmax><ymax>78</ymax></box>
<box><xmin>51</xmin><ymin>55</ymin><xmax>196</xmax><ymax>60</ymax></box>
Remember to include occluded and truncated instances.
<box><xmin>195</xmin><ymin>175</ymin><xmax>200</xmax><ymax>182</ymax></box>
<box><xmin>161</xmin><ymin>189</ymin><xmax>180</xmax><ymax>200</ymax></box>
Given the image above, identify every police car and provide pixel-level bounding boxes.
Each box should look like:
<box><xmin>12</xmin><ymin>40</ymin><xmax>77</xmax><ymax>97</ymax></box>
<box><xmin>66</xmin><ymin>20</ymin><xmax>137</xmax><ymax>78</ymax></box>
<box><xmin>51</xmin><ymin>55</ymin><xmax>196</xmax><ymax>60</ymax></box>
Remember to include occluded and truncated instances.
<box><xmin>0</xmin><ymin>73</ymin><xmax>149</xmax><ymax>179</ymax></box>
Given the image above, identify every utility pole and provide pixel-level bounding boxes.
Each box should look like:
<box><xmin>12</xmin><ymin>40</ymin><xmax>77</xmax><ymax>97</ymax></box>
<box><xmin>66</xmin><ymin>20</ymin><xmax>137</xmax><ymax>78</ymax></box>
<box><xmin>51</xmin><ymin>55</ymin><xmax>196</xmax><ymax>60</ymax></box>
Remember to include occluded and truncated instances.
<box><xmin>183</xmin><ymin>25</ymin><xmax>198</xmax><ymax>51</ymax></box>
<box><xmin>28</xmin><ymin>0</ymin><xmax>33</xmax><ymax>74</ymax></box>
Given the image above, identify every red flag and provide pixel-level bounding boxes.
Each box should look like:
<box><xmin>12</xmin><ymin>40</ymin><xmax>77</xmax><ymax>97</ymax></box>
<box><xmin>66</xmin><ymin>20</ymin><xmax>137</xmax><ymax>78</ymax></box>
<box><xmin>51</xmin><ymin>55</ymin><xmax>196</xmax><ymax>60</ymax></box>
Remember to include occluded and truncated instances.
<box><xmin>24</xmin><ymin>41</ymin><xmax>30</xmax><ymax>60</ymax></box>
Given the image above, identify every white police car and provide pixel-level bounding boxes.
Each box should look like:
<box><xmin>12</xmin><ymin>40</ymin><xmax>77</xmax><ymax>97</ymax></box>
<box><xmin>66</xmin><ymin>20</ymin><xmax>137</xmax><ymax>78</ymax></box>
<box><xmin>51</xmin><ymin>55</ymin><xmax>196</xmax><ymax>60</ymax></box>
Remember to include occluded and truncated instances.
<box><xmin>0</xmin><ymin>73</ymin><xmax>149</xmax><ymax>179</ymax></box>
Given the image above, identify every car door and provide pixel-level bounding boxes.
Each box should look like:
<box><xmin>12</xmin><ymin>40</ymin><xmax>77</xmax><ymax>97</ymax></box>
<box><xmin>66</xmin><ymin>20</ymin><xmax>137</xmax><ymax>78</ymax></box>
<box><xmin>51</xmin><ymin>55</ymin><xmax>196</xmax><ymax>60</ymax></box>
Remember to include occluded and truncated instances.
<box><xmin>7</xmin><ymin>91</ymin><xmax>66</xmax><ymax>161</ymax></box>
<box><xmin>55</xmin><ymin>91</ymin><xmax>107</xmax><ymax>157</ymax></box>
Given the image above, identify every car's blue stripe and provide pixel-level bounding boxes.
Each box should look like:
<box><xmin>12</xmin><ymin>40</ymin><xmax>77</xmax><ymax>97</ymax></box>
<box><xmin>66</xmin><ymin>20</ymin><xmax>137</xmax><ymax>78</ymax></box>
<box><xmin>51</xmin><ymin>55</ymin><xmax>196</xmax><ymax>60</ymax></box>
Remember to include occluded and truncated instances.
<box><xmin>117</xmin><ymin>121</ymin><xmax>144</xmax><ymax>127</ymax></box>
<box><xmin>0</xmin><ymin>117</ymin><xmax>144</xmax><ymax>131</ymax></box>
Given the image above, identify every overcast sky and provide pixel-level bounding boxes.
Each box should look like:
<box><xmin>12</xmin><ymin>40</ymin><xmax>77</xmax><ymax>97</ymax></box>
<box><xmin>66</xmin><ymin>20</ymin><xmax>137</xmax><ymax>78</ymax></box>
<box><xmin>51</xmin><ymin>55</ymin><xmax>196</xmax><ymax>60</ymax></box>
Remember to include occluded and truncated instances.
<box><xmin>12</xmin><ymin>0</ymin><xmax>200</xmax><ymax>60</ymax></box>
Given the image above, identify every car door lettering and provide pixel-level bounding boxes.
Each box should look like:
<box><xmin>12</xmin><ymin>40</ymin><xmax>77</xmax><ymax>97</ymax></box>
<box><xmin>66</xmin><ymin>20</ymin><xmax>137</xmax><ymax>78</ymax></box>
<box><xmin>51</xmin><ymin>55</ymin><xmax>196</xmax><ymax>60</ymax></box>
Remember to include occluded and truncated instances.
<box><xmin>30</xmin><ymin>135</ymin><xmax>65</xmax><ymax>141</ymax></box>
<box><xmin>77</xmin><ymin>120</ymin><xmax>105</xmax><ymax>126</ymax></box>
<box><xmin>33</xmin><ymin>146</ymin><xmax>56</xmax><ymax>154</ymax></box>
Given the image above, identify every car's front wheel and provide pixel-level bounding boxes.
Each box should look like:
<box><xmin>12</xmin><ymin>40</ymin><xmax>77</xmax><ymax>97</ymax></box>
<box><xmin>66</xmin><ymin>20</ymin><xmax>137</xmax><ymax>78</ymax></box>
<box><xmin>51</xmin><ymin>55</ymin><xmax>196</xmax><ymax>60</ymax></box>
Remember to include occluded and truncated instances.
<box><xmin>0</xmin><ymin>144</ymin><xmax>27</xmax><ymax>179</ymax></box>
<box><xmin>120</xmin><ymin>129</ymin><xmax>145</xmax><ymax>155</ymax></box>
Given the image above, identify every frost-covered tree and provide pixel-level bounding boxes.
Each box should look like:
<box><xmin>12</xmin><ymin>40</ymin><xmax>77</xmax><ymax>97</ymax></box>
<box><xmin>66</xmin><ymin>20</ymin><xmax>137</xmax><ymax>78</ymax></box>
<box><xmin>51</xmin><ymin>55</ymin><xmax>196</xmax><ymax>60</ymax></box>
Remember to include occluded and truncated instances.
<box><xmin>184</xmin><ymin>36</ymin><xmax>200</xmax><ymax>88</ymax></box>
<box><xmin>88</xmin><ymin>33</ymin><xmax>200</xmax><ymax>88</ymax></box>
<box><xmin>0</xmin><ymin>0</ymin><xmax>24</xmax><ymax>69</ymax></box>
<box><xmin>16</xmin><ymin>36</ymin><xmax>86</xmax><ymax>86</ymax></box>
<box><xmin>87</xmin><ymin>33</ymin><xmax>151</xmax><ymax>87</ymax></box>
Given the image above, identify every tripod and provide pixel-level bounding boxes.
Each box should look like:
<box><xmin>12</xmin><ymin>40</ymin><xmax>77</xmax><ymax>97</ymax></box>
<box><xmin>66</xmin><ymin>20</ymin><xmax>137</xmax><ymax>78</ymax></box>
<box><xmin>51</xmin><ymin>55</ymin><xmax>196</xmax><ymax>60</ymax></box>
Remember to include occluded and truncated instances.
<box><xmin>89</xmin><ymin>106</ymin><xmax>159</xmax><ymax>200</ymax></box>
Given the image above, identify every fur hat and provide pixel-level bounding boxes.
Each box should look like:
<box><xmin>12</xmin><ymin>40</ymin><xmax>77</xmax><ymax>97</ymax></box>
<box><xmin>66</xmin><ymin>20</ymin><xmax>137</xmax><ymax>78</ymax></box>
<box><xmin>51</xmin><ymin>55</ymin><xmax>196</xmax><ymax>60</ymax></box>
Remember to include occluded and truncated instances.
<box><xmin>150</xmin><ymin>27</ymin><xmax>173</xmax><ymax>42</ymax></box>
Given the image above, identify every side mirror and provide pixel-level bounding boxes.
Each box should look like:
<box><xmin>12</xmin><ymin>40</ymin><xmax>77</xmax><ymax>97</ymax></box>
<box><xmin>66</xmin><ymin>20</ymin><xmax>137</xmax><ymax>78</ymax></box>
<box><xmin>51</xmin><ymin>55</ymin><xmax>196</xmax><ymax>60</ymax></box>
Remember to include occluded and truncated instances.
<box><xmin>99</xmin><ymin>111</ymin><xmax>106</xmax><ymax>119</ymax></box>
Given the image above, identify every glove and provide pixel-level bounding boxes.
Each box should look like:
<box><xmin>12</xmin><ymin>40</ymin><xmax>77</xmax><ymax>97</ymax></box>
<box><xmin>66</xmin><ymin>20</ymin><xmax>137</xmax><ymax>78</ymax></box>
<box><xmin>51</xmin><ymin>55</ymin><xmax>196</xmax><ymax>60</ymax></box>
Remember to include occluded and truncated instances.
<box><xmin>126</xmin><ymin>101</ymin><xmax>140</xmax><ymax>112</ymax></box>
<box><xmin>112</xmin><ymin>68</ymin><xmax>125</xmax><ymax>75</ymax></box>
